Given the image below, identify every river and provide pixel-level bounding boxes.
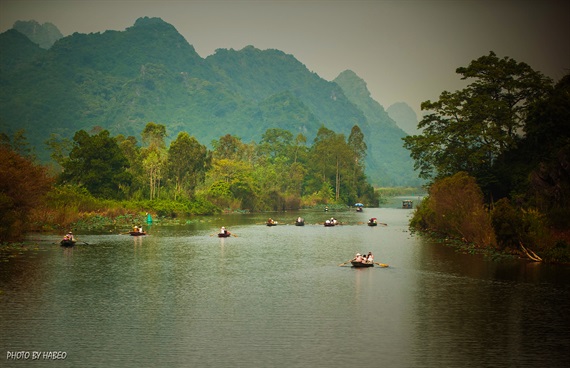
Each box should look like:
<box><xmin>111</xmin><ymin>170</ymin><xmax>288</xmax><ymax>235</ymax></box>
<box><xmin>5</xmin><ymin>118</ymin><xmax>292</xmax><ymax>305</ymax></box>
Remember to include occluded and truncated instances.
<box><xmin>1</xmin><ymin>197</ymin><xmax>569</xmax><ymax>367</ymax></box>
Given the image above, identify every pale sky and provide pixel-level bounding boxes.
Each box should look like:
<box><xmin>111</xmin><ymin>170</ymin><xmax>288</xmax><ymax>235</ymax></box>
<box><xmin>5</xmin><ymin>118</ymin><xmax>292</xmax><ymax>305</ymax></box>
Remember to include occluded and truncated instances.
<box><xmin>1</xmin><ymin>0</ymin><xmax>569</xmax><ymax>118</ymax></box>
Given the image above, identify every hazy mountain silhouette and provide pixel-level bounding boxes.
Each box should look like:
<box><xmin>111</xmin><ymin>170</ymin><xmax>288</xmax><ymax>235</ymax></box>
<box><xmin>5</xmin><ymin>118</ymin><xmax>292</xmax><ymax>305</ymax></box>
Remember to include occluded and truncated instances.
<box><xmin>0</xmin><ymin>17</ymin><xmax>420</xmax><ymax>186</ymax></box>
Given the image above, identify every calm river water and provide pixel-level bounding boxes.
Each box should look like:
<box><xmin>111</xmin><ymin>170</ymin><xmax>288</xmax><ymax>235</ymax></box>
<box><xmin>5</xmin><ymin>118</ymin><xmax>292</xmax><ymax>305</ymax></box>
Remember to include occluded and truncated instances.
<box><xmin>1</xmin><ymin>197</ymin><xmax>569</xmax><ymax>367</ymax></box>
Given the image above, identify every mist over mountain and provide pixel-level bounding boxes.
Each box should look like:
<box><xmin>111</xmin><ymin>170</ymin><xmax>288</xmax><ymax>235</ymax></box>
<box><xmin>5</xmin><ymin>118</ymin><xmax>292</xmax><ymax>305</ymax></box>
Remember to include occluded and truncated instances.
<box><xmin>12</xmin><ymin>20</ymin><xmax>63</xmax><ymax>49</ymax></box>
<box><xmin>0</xmin><ymin>16</ymin><xmax>421</xmax><ymax>186</ymax></box>
<box><xmin>334</xmin><ymin>70</ymin><xmax>418</xmax><ymax>186</ymax></box>
<box><xmin>387</xmin><ymin>102</ymin><xmax>420</xmax><ymax>136</ymax></box>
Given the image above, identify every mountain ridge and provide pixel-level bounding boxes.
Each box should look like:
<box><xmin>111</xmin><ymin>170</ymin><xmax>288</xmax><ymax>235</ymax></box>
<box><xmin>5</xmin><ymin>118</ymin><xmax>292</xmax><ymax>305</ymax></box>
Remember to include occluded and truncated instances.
<box><xmin>0</xmin><ymin>16</ymin><xmax>421</xmax><ymax>186</ymax></box>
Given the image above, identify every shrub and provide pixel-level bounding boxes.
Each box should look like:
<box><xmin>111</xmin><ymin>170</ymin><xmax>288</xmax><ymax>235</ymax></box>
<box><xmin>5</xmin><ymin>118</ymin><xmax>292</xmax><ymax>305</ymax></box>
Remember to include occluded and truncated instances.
<box><xmin>0</xmin><ymin>147</ymin><xmax>53</xmax><ymax>241</ymax></box>
<box><xmin>491</xmin><ymin>198</ymin><xmax>523</xmax><ymax>251</ymax></box>
<box><xmin>410</xmin><ymin>172</ymin><xmax>497</xmax><ymax>248</ymax></box>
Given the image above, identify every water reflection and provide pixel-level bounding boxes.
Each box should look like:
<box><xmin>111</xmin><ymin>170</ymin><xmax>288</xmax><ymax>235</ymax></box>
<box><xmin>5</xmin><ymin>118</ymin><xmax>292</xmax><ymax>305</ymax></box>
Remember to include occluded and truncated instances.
<box><xmin>1</xmin><ymin>206</ymin><xmax>569</xmax><ymax>367</ymax></box>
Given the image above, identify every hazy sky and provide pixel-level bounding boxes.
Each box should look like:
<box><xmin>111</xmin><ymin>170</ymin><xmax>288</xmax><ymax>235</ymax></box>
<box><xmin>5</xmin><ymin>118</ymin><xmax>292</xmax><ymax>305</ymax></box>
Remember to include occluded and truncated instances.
<box><xmin>1</xmin><ymin>0</ymin><xmax>569</xmax><ymax>118</ymax></box>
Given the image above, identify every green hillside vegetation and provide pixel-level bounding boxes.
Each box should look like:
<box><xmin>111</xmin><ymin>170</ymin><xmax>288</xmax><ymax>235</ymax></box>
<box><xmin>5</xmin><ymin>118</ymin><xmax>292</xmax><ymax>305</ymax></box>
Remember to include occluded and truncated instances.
<box><xmin>0</xmin><ymin>16</ymin><xmax>418</xmax><ymax>187</ymax></box>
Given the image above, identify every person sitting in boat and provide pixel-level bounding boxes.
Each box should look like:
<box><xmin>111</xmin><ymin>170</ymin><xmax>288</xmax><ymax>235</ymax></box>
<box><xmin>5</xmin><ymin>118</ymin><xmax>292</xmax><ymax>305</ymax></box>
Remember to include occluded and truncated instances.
<box><xmin>138</xmin><ymin>225</ymin><xmax>143</xmax><ymax>233</ymax></box>
<box><xmin>133</xmin><ymin>225</ymin><xmax>139</xmax><ymax>232</ymax></box>
<box><xmin>220</xmin><ymin>226</ymin><xmax>227</xmax><ymax>234</ymax></box>
<box><xmin>66</xmin><ymin>232</ymin><xmax>74</xmax><ymax>241</ymax></box>
<box><xmin>325</xmin><ymin>219</ymin><xmax>331</xmax><ymax>225</ymax></box>
<box><xmin>366</xmin><ymin>252</ymin><xmax>374</xmax><ymax>263</ymax></box>
<box><xmin>354</xmin><ymin>253</ymin><xmax>363</xmax><ymax>262</ymax></box>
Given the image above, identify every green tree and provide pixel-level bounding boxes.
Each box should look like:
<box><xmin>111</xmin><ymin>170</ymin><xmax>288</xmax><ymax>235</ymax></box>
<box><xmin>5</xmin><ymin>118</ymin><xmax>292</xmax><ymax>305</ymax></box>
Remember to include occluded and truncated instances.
<box><xmin>167</xmin><ymin>132</ymin><xmax>211</xmax><ymax>200</ymax></box>
<box><xmin>207</xmin><ymin>158</ymin><xmax>256</xmax><ymax>210</ymax></box>
<box><xmin>310</xmin><ymin>126</ymin><xmax>354</xmax><ymax>201</ymax></box>
<box><xmin>292</xmin><ymin>133</ymin><xmax>307</xmax><ymax>163</ymax></box>
<box><xmin>46</xmin><ymin>133</ymin><xmax>73</xmax><ymax>168</ymax></box>
<box><xmin>142</xmin><ymin>122</ymin><xmax>167</xmax><ymax>149</ymax></box>
<box><xmin>60</xmin><ymin>130</ymin><xmax>132</xmax><ymax>199</ymax></box>
<box><xmin>348</xmin><ymin>125</ymin><xmax>367</xmax><ymax>188</ymax></box>
<box><xmin>403</xmin><ymin>51</ymin><xmax>552</xmax><ymax>186</ymax></box>
<box><xmin>212</xmin><ymin>134</ymin><xmax>247</xmax><ymax>161</ymax></box>
<box><xmin>116</xmin><ymin>134</ymin><xmax>144</xmax><ymax>199</ymax></box>
<box><xmin>258</xmin><ymin>128</ymin><xmax>294</xmax><ymax>162</ymax></box>
<box><xmin>141</xmin><ymin>122</ymin><xmax>167</xmax><ymax>200</ymax></box>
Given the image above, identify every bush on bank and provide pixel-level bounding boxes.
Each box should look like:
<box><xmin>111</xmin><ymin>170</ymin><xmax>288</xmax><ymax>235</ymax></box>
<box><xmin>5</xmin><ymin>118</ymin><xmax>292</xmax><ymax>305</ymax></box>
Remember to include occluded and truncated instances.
<box><xmin>411</xmin><ymin>172</ymin><xmax>570</xmax><ymax>263</ymax></box>
<box><xmin>410</xmin><ymin>172</ymin><xmax>497</xmax><ymax>248</ymax></box>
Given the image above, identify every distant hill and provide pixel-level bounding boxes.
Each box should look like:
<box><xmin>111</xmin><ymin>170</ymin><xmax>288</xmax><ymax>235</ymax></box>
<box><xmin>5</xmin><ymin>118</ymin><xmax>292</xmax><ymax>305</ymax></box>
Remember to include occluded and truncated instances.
<box><xmin>0</xmin><ymin>16</ymin><xmax>421</xmax><ymax>187</ymax></box>
<box><xmin>387</xmin><ymin>102</ymin><xmax>420</xmax><ymax>136</ymax></box>
<box><xmin>12</xmin><ymin>20</ymin><xmax>63</xmax><ymax>49</ymax></box>
<box><xmin>334</xmin><ymin>71</ymin><xmax>421</xmax><ymax>186</ymax></box>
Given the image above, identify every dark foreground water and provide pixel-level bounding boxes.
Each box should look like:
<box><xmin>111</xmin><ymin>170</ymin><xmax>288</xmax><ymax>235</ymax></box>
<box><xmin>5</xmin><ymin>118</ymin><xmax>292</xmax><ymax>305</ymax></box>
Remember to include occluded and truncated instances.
<box><xmin>1</xmin><ymin>198</ymin><xmax>569</xmax><ymax>367</ymax></box>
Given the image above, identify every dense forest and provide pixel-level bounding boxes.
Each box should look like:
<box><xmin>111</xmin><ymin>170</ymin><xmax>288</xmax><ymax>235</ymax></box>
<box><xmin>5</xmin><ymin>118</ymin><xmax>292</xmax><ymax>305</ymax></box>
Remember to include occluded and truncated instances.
<box><xmin>0</xmin><ymin>17</ymin><xmax>420</xmax><ymax>187</ymax></box>
<box><xmin>404</xmin><ymin>52</ymin><xmax>570</xmax><ymax>263</ymax></box>
<box><xmin>0</xmin><ymin>123</ymin><xmax>378</xmax><ymax>242</ymax></box>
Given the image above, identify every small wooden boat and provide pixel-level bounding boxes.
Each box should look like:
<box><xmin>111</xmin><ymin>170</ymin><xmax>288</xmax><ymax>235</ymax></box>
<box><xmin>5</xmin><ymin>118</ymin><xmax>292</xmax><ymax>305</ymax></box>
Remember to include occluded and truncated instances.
<box><xmin>351</xmin><ymin>261</ymin><xmax>374</xmax><ymax>268</ymax></box>
<box><xmin>367</xmin><ymin>218</ymin><xmax>378</xmax><ymax>226</ymax></box>
<box><xmin>402</xmin><ymin>200</ymin><xmax>413</xmax><ymax>209</ymax></box>
<box><xmin>356</xmin><ymin>207</ymin><xmax>363</xmax><ymax>212</ymax></box>
<box><xmin>324</xmin><ymin>222</ymin><xmax>335</xmax><ymax>227</ymax></box>
<box><xmin>218</xmin><ymin>232</ymin><xmax>231</xmax><ymax>238</ymax></box>
<box><xmin>295</xmin><ymin>219</ymin><xmax>305</xmax><ymax>226</ymax></box>
<box><xmin>129</xmin><ymin>231</ymin><xmax>147</xmax><ymax>236</ymax></box>
<box><xmin>266</xmin><ymin>221</ymin><xmax>277</xmax><ymax>226</ymax></box>
<box><xmin>60</xmin><ymin>239</ymin><xmax>76</xmax><ymax>247</ymax></box>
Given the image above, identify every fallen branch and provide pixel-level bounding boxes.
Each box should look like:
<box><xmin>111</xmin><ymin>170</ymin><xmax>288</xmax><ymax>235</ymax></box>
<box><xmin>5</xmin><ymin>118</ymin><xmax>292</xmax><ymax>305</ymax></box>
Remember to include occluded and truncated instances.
<box><xmin>519</xmin><ymin>241</ymin><xmax>542</xmax><ymax>262</ymax></box>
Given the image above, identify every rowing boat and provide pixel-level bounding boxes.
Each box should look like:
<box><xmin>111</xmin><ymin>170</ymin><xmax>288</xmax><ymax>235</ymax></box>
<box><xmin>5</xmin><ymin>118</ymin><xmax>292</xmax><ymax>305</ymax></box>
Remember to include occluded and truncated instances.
<box><xmin>350</xmin><ymin>261</ymin><xmax>374</xmax><ymax>268</ymax></box>
<box><xmin>60</xmin><ymin>239</ymin><xmax>76</xmax><ymax>247</ymax></box>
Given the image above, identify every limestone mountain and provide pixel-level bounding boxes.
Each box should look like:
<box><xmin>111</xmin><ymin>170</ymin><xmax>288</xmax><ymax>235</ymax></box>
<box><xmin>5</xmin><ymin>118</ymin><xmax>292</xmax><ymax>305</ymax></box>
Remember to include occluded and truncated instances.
<box><xmin>334</xmin><ymin>70</ymin><xmax>421</xmax><ymax>186</ymax></box>
<box><xmin>387</xmin><ymin>102</ymin><xmax>420</xmax><ymax>136</ymax></box>
<box><xmin>0</xmin><ymin>16</ymin><xmax>420</xmax><ymax>186</ymax></box>
<box><xmin>12</xmin><ymin>20</ymin><xmax>63</xmax><ymax>49</ymax></box>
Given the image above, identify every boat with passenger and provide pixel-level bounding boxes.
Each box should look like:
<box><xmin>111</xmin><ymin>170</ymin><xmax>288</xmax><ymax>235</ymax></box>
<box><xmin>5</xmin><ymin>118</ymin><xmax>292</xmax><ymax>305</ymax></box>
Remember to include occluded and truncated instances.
<box><xmin>218</xmin><ymin>226</ymin><xmax>231</xmax><ymax>237</ymax></box>
<box><xmin>60</xmin><ymin>232</ymin><xmax>77</xmax><ymax>246</ymax></box>
<box><xmin>324</xmin><ymin>218</ymin><xmax>338</xmax><ymax>226</ymax></box>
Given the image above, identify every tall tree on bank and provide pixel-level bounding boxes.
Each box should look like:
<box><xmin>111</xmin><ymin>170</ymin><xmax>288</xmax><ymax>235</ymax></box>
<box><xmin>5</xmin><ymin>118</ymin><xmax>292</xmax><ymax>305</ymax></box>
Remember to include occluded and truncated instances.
<box><xmin>141</xmin><ymin>122</ymin><xmax>167</xmax><ymax>200</ymax></box>
<box><xmin>403</xmin><ymin>51</ymin><xmax>552</xmax><ymax>189</ymax></box>
<box><xmin>348</xmin><ymin>125</ymin><xmax>367</xmax><ymax>188</ymax></box>
<box><xmin>166</xmin><ymin>132</ymin><xmax>211</xmax><ymax>200</ymax></box>
<box><xmin>310</xmin><ymin>126</ymin><xmax>355</xmax><ymax>202</ymax></box>
<box><xmin>60</xmin><ymin>130</ymin><xmax>132</xmax><ymax>199</ymax></box>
